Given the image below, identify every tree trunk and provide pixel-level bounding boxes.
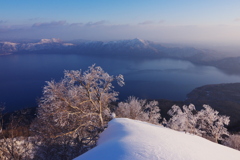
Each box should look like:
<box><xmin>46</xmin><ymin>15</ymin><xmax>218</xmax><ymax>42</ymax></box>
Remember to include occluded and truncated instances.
<box><xmin>215</xmin><ymin>136</ymin><xmax>218</xmax><ymax>143</ymax></box>
<box><xmin>99</xmin><ymin>101</ymin><xmax>103</xmax><ymax>128</ymax></box>
<box><xmin>99</xmin><ymin>113</ymin><xmax>103</xmax><ymax>128</ymax></box>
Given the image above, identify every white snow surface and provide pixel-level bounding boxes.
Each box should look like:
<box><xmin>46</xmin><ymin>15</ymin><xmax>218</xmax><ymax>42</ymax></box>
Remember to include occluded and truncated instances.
<box><xmin>75</xmin><ymin>118</ymin><xmax>240</xmax><ymax>160</ymax></box>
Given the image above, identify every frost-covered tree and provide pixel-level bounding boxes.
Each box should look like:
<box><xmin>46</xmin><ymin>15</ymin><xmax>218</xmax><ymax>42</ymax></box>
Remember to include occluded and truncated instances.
<box><xmin>167</xmin><ymin>104</ymin><xmax>230</xmax><ymax>142</ymax></box>
<box><xmin>197</xmin><ymin>105</ymin><xmax>230</xmax><ymax>143</ymax></box>
<box><xmin>167</xmin><ymin>104</ymin><xmax>200</xmax><ymax>135</ymax></box>
<box><xmin>115</xmin><ymin>96</ymin><xmax>161</xmax><ymax>124</ymax></box>
<box><xmin>33</xmin><ymin>64</ymin><xmax>124</xmax><ymax>157</ymax></box>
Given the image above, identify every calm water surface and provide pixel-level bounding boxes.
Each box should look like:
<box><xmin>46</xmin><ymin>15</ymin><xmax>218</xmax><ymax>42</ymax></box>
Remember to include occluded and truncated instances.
<box><xmin>1</xmin><ymin>53</ymin><xmax>240</xmax><ymax>111</ymax></box>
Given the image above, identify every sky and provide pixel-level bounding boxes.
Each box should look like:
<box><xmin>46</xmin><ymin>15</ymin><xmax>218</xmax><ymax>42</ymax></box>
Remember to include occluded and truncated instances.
<box><xmin>1</xmin><ymin>0</ymin><xmax>240</xmax><ymax>46</ymax></box>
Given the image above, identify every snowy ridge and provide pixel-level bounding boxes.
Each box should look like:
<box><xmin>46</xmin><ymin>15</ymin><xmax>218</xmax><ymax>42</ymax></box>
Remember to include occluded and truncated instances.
<box><xmin>38</xmin><ymin>38</ymin><xmax>62</xmax><ymax>44</ymax></box>
<box><xmin>75</xmin><ymin>118</ymin><xmax>240</xmax><ymax>160</ymax></box>
<box><xmin>2</xmin><ymin>42</ymin><xmax>19</xmax><ymax>46</ymax></box>
<box><xmin>0</xmin><ymin>38</ymin><xmax>74</xmax><ymax>54</ymax></box>
<box><xmin>103</xmin><ymin>38</ymin><xmax>149</xmax><ymax>46</ymax></box>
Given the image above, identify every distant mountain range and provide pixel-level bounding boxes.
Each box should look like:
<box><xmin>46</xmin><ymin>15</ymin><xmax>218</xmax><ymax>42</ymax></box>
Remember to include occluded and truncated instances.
<box><xmin>0</xmin><ymin>38</ymin><xmax>239</xmax><ymax>74</ymax></box>
<box><xmin>0</xmin><ymin>38</ymin><xmax>220</xmax><ymax>61</ymax></box>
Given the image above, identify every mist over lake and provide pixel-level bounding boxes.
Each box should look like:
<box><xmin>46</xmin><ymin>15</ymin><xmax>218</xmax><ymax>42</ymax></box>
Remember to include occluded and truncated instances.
<box><xmin>1</xmin><ymin>53</ymin><xmax>240</xmax><ymax>111</ymax></box>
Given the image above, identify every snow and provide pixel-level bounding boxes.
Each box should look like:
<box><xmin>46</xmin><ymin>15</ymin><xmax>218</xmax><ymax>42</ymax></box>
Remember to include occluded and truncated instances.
<box><xmin>39</xmin><ymin>38</ymin><xmax>62</xmax><ymax>43</ymax></box>
<box><xmin>3</xmin><ymin>42</ymin><xmax>18</xmax><ymax>46</ymax></box>
<box><xmin>75</xmin><ymin>118</ymin><xmax>240</xmax><ymax>160</ymax></box>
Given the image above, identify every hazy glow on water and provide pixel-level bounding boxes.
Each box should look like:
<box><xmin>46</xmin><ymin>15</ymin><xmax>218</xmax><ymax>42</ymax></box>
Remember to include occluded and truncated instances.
<box><xmin>1</xmin><ymin>54</ymin><xmax>240</xmax><ymax>111</ymax></box>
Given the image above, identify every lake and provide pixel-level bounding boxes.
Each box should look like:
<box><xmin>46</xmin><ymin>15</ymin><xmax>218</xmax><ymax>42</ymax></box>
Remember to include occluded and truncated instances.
<box><xmin>1</xmin><ymin>53</ymin><xmax>240</xmax><ymax>111</ymax></box>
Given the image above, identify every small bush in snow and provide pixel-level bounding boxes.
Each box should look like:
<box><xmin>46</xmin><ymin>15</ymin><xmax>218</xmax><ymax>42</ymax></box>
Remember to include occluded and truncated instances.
<box><xmin>115</xmin><ymin>96</ymin><xmax>161</xmax><ymax>124</ymax></box>
<box><xmin>223</xmin><ymin>134</ymin><xmax>240</xmax><ymax>151</ymax></box>
<box><xmin>167</xmin><ymin>104</ymin><xmax>200</xmax><ymax>135</ymax></box>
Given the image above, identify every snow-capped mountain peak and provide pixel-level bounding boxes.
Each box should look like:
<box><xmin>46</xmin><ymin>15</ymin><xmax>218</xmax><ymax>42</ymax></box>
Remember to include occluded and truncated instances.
<box><xmin>132</xmin><ymin>38</ymin><xmax>148</xmax><ymax>45</ymax></box>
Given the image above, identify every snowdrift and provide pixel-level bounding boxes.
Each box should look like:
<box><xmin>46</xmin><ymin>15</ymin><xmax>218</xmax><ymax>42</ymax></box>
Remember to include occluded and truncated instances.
<box><xmin>75</xmin><ymin>118</ymin><xmax>240</xmax><ymax>160</ymax></box>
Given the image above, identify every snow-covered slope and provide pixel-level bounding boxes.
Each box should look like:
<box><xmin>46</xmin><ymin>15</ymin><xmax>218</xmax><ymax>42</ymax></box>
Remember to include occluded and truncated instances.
<box><xmin>75</xmin><ymin>118</ymin><xmax>240</xmax><ymax>160</ymax></box>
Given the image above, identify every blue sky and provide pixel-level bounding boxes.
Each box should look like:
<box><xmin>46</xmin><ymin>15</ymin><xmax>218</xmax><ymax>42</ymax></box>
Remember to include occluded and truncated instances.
<box><xmin>1</xmin><ymin>0</ymin><xmax>240</xmax><ymax>45</ymax></box>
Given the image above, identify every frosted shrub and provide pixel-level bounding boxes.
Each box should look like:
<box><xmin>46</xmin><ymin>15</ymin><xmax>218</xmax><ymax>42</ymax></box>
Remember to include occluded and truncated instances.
<box><xmin>167</xmin><ymin>104</ymin><xmax>200</xmax><ymax>135</ymax></box>
<box><xmin>223</xmin><ymin>134</ymin><xmax>240</xmax><ymax>151</ymax></box>
<box><xmin>116</xmin><ymin>96</ymin><xmax>161</xmax><ymax>124</ymax></box>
